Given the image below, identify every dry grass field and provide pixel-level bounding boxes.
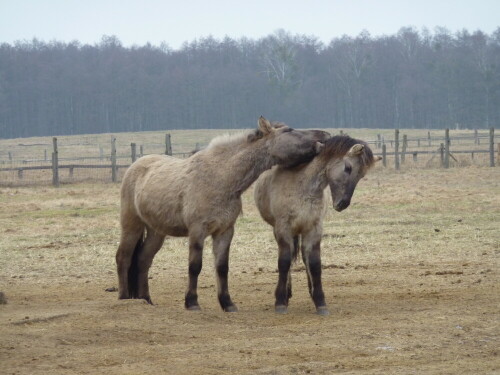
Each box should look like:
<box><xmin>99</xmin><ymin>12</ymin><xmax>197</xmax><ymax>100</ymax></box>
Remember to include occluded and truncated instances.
<box><xmin>1</xmin><ymin>159</ymin><xmax>499</xmax><ymax>373</ymax></box>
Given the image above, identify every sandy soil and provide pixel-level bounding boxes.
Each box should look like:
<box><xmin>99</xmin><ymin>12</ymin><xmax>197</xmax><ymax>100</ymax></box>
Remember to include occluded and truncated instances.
<box><xmin>1</xmin><ymin>167</ymin><xmax>499</xmax><ymax>374</ymax></box>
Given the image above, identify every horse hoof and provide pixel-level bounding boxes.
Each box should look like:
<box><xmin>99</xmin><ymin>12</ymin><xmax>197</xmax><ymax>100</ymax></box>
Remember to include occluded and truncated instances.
<box><xmin>316</xmin><ymin>306</ymin><xmax>330</xmax><ymax>316</ymax></box>
<box><xmin>186</xmin><ymin>305</ymin><xmax>201</xmax><ymax>311</ymax></box>
<box><xmin>224</xmin><ymin>305</ymin><xmax>238</xmax><ymax>313</ymax></box>
<box><xmin>275</xmin><ymin>305</ymin><xmax>288</xmax><ymax>314</ymax></box>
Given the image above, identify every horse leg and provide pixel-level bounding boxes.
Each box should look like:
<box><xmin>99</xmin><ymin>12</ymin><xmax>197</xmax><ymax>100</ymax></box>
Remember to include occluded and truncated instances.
<box><xmin>300</xmin><ymin>237</ymin><xmax>313</xmax><ymax>299</ymax></box>
<box><xmin>274</xmin><ymin>228</ymin><xmax>294</xmax><ymax>314</ymax></box>
<box><xmin>185</xmin><ymin>230</ymin><xmax>206</xmax><ymax>311</ymax></box>
<box><xmin>212</xmin><ymin>226</ymin><xmax>237</xmax><ymax>312</ymax></box>
<box><xmin>287</xmin><ymin>235</ymin><xmax>299</xmax><ymax>301</ymax></box>
<box><xmin>135</xmin><ymin>228</ymin><xmax>165</xmax><ymax>304</ymax></box>
<box><xmin>287</xmin><ymin>271</ymin><xmax>292</xmax><ymax>301</ymax></box>
<box><xmin>116</xmin><ymin>226</ymin><xmax>144</xmax><ymax>300</ymax></box>
<box><xmin>302</xmin><ymin>230</ymin><xmax>328</xmax><ymax>315</ymax></box>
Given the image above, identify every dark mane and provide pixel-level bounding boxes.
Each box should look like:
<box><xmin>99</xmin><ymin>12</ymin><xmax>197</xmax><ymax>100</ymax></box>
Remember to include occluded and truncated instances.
<box><xmin>319</xmin><ymin>135</ymin><xmax>374</xmax><ymax>166</ymax></box>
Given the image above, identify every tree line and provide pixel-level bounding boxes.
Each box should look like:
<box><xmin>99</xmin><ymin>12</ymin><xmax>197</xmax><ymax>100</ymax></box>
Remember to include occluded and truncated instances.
<box><xmin>0</xmin><ymin>27</ymin><xmax>499</xmax><ymax>138</ymax></box>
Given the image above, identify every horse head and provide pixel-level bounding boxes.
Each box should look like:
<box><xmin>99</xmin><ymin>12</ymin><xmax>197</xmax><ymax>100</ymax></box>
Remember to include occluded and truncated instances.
<box><xmin>253</xmin><ymin>116</ymin><xmax>326</xmax><ymax>168</ymax></box>
<box><xmin>325</xmin><ymin>140</ymin><xmax>381</xmax><ymax>212</ymax></box>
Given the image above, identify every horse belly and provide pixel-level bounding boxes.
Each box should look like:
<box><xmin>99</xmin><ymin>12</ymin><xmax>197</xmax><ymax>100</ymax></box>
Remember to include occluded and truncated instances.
<box><xmin>137</xmin><ymin>202</ymin><xmax>188</xmax><ymax>236</ymax></box>
<box><xmin>134</xmin><ymin>180</ymin><xmax>188</xmax><ymax>236</ymax></box>
<box><xmin>182</xmin><ymin>195</ymin><xmax>242</xmax><ymax>236</ymax></box>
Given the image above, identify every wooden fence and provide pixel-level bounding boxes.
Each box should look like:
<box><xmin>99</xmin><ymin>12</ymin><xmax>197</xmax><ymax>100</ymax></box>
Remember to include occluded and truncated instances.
<box><xmin>0</xmin><ymin>128</ymin><xmax>498</xmax><ymax>187</ymax></box>
<box><xmin>374</xmin><ymin>127</ymin><xmax>497</xmax><ymax>170</ymax></box>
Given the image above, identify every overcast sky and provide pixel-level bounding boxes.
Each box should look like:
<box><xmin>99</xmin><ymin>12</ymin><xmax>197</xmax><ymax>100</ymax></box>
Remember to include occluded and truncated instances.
<box><xmin>1</xmin><ymin>0</ymin><xmax>498</xmax><ymax>49</ymax></box>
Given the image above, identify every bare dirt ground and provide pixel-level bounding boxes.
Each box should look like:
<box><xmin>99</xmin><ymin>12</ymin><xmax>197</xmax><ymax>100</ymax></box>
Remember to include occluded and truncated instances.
<box><xmin>1</xmin><ymin>166</ymin><xmax>499</xmax><ymax>374</ymax></box>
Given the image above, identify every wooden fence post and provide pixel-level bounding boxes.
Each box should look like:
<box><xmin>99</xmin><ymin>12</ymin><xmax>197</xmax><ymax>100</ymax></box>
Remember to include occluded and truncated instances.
<box><xmin>382</xmin><ymin>144</ymin><xmax>387</xmax><ymax>167</ymax></box>
<box><xmin>394</xmin><ymin>129</ymin><xmax>400</xmax><ymax>170</ymax></box>
<box><xmin>131</xmin><ymin>143</ymin><xmax>137</xmax><ymax>163</ymax></box>
<box><xmin>428</xmin><ymin>131</ymin><xmax>431</xmax><ymax>147</ymax></box>
<box><xmin>497</xmin><ymin>143</ymin><xmax>500</xmax><ymax>165</ymax></box>
<box><xmin>439</xmin><ymin>143</ymin><xmax>444</xmax><ymax>167</ymax></box>
<box><xmin>444</xmin><ymin>128</ymin><xmax>450</xmax><ymax>169</ymax></box>
<box><xmin>111</xmin><ymin>137</ymin><xmax>117</xmax><ymax>182</ymax></box>
<box><xmin>44</xmin><ymin>149</ymin><xmax>47</xmax><ymax>161</ymax></box>
<box><xmin>474</xmin><ymin>129</ymin><xmax>479</xmax><ymax>145</ymax></box>
<box><xmin>8</xmin><ymin>152</ymin><xmax>12</xmax><ymax>162</ymax></box>
<box><xmin>140</xmin><ymin>145</ymin><xmax>144</xmax><ymax>157</ymax></box>
<box><xmin>99</xmin><ymin>147</ymin><xmax>104</xmax><ymax>161</ymax></box>
<box><xmin>165</xmin><ymin>133</ymin><xmax>172</xmax><ymax>156</ymax></box>
<box><xmin>377</xmin><ymin>134</ymin><xmax>381</xmax><ymax>149</ymax></box>
<box><xmin>401</xmin><ymin>134</ymin><xmax>407</xmax><ymax>163</ymax></box>
<box><xmin>52</xmin><ymin>137</ymin><xmax>59</xmax><ymax>187</ymax></box>
<box><xmin>413</xmin><ymin>152</ymin><xmax>418</xmax><ymax>162</ymax></box>
<box><xmin>489</xmin><ymin>127</ymin><xmax>495</xmax><ymax>167</ymax></box>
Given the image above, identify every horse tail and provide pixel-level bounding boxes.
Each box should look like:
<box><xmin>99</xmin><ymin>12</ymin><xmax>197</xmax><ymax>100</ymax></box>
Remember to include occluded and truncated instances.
<box><xmin>292</xmin><ymin>235</ymin><xmax>300</xmax><ymax>263</ymax></box>
<box><xmin>127</xmin><ymin>232</ymin><xmax>145</xmax><ymax>298</ymax></box>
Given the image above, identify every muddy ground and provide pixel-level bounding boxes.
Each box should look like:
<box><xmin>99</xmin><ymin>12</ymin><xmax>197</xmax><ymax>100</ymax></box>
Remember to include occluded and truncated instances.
<box><xmin>1</xmin><ymin>167</ymin><xmax>499</xmax><ymax>374</ymax></box>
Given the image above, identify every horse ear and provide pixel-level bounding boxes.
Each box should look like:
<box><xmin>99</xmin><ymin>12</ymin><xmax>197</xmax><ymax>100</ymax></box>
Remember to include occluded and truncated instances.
<box><xmin>258</xmin><ymin>116</ymin><xmax>274</xmax><ymax>135</ymax></box>
<box><xmin>347</xmin><ymin>144</ymin><xmax>364</xmax><ymax>157</ymax></box>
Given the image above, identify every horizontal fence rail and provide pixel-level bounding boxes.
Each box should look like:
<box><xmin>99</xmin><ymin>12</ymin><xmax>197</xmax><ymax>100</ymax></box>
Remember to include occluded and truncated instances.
<box><xmin>0</xmin><ymin>128</ymin><xmax>498</xmax><ymax>187</ymax></box>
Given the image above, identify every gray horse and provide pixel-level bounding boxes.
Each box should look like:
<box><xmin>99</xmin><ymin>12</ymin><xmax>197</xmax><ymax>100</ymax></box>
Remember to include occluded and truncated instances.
<box><xmin>254</xmin><ymin>135</ymin><xmax>381</xmax><ymax>315</ymax></box>
<box><xmin>115</xmin><ymin>117</ymin><xmax>325</xmax><ymax>312</ymax></box>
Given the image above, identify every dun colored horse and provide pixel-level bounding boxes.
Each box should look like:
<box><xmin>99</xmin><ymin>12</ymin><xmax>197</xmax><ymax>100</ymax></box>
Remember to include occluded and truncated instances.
<box><xmin>254</xmin><ymin>135</ymin><xmax>381</xmax><ymax>315</ymax></box>
<box><xmin>115</xmin><ymin>117</ymin><xmax>325</xmax><ymax>312</ymax></box>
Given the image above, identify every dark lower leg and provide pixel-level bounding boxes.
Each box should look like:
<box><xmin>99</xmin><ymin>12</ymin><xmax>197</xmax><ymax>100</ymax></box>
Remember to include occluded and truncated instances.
<box><xmin>301</xmin><ymin>244</ymin><xmax>313</xmax><ymax>298</ymax></box>
<box><xmin>307</xmin><ymin>242</ymin><xmax>326</xmax><ymax>309</ymax></box>
<box><xmin>275</xmin><ymin>240</ymin><xmax>292</xmax><ymax>308</ymax></box>
<box><xmin>185</xmin><ymin>241</ymin><xmax>203</xmax><ymax>310</ymax></box>
<box><xmin>287</xmin><ymin>271</ymin><xmax>292</xmax><ymax>300</ymax></box>
<box><xmin>288</xmin><ymin>235</ymin><xmax>298</xmax><ymax>300</ymax></box>
<box><xmin>213</xmin><ymin>228</ymin><xmax>236</xmax><ymax>312</ymax></box>
<box><xmin>116</xmin><ymin>230</ymin><xmax>144</xmax><ymax>299</ymax></box>
<box><xmin>135</xmin><ymin>231</ymin><xmax>165</xmax><ymax>304</ymax></box>
<box><xmin>127</xmin><ymin>245</ymin><xmax>141</xmax><ymax>299</ymax></box>
<box><xmin>216</xmin><ymin>262</ymin><xmax>236</xmax><ymax>311</ymax></box>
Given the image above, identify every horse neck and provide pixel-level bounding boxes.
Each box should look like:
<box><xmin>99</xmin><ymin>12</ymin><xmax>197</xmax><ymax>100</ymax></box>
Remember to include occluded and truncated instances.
<box><xmin>299</xmin><ymin>155</ymin><xmax>341</xmax><ymax>195</ymax></box>
<box><xmin>211</xmin><ymin>140</ymin><xmax>274</xmax><ymax>196</ymax></box>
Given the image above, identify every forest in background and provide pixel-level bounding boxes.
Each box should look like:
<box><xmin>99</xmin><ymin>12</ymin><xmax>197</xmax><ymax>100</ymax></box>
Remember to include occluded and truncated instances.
<box><xmin>0</xmin><ymin>27</ymin><xmax>499</xmax><ymax>139</ymax></box>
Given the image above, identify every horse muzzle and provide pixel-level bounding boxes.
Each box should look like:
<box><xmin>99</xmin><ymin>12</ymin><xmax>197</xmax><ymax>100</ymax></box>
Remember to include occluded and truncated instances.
<box><xmin>333</xmin><ymin>199</ymin><xmax>350</xmax><ymax>212</ymax></box>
